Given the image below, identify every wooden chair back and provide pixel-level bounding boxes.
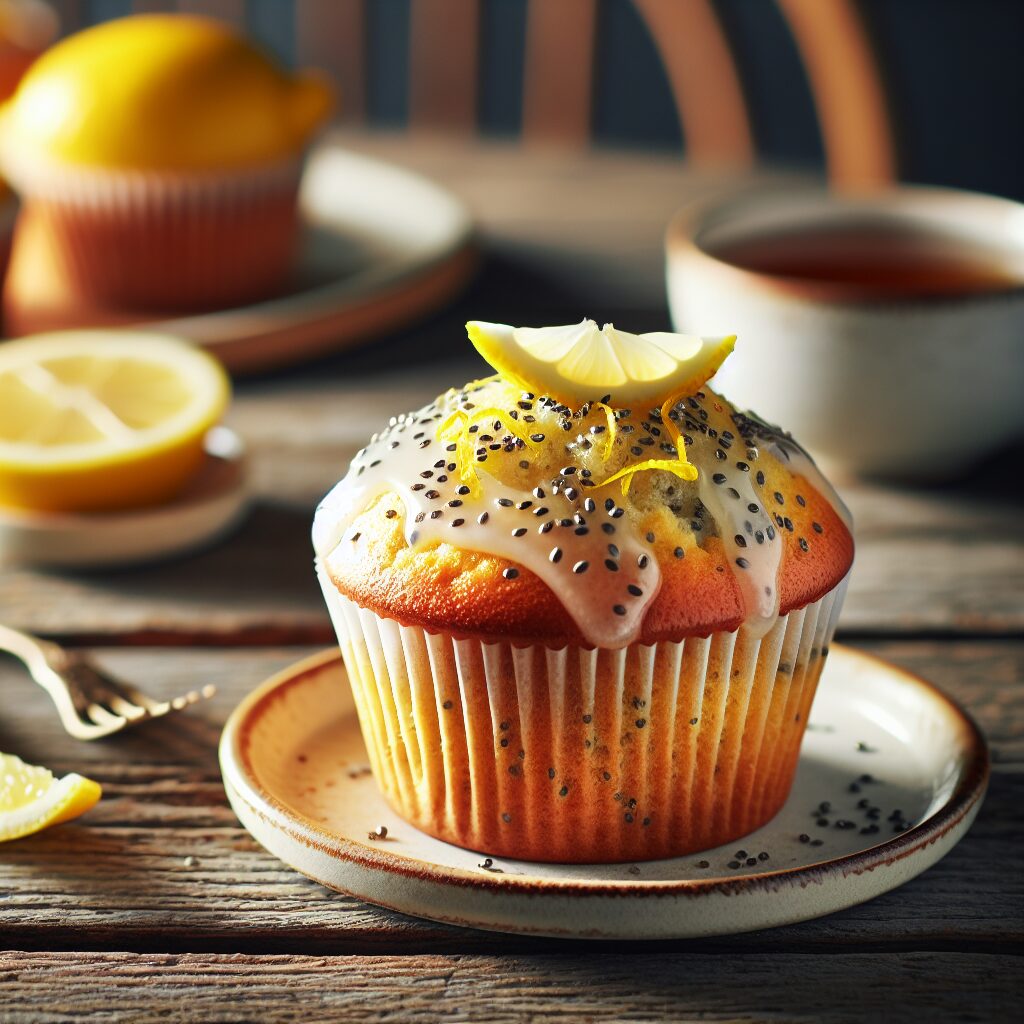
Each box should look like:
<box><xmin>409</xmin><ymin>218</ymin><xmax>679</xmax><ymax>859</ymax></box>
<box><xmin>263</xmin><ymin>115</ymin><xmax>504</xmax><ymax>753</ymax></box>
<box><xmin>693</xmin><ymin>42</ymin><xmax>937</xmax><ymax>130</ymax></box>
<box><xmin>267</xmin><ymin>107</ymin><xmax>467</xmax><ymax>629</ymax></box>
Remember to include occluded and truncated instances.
<box><xmin>49</xmin><ymin>0</ymin><xmax>896</xmax><ymax>188</ymax></box>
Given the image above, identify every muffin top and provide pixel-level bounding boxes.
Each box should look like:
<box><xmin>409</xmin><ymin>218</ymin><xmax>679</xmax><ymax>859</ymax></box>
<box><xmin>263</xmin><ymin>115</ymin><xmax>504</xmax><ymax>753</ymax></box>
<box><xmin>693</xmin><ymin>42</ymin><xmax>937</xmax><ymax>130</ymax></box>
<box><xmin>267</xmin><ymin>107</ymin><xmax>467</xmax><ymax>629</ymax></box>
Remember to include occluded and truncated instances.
<box><xmin>0</xmin><ymin>14</ymin><xmax>332</xmax><ymax>175</ymax></box>
<box><xmin>314</xmin><ymin>322</ymin><xmax>853</xmax><ymax>649</ymax></box>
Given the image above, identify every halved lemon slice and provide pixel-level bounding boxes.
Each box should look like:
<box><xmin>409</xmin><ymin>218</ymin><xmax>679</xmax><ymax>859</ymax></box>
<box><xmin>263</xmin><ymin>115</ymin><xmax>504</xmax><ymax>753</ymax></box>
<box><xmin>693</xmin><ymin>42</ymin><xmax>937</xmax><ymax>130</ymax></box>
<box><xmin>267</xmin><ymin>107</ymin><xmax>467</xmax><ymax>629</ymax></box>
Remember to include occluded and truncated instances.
<box><xmin>0</xmin><ymin>331</ymin><xmax>230</xmax><ymax>512</ymax></box>
<box><xmin>467</xmin><ymin>319</ymin><xmax>735</xmax><ymax>410</ymax></box>
<box><xmin>0</xmin><ymin>752</ymin><xmax>101</xmax><ymax>843</ymax></box>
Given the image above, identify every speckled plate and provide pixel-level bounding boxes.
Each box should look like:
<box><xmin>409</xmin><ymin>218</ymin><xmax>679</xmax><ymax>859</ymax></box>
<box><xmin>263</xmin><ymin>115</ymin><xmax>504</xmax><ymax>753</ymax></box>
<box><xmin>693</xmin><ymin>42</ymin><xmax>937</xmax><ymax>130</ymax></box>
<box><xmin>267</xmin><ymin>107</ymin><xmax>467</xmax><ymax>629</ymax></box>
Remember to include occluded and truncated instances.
<box><xmin>4</xmin><ymin>144</ymin><xmax>476</xmax><ymax>375</ymax></box>
<box><xmin>0</xmin><ymin>426</ymin><xmax>248</xmax><ymax>569</ymax></box>
<box><xmin>219</xmin><ymin>644</ymin><xmax>988</xmax><ymax>939</ymax></box>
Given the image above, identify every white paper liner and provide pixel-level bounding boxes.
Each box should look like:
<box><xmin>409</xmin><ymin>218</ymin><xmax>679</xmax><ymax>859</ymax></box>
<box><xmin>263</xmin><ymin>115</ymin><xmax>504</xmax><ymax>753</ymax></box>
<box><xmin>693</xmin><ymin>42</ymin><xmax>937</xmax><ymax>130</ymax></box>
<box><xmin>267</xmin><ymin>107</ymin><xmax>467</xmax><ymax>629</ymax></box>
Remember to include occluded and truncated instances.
<box><xmin>318</xmin><ymin>566</ymin><xmax>849</xmax><ymax>863</ymax></box>
<box><xmin>4</xmin><ymin>153</ymin><xmax>303</xmax><ymax>311</ymax></box>
<box><xmin>0</xmin><ymin>143</ymin><xmax>302</xmax><ymax>205</ymax></box>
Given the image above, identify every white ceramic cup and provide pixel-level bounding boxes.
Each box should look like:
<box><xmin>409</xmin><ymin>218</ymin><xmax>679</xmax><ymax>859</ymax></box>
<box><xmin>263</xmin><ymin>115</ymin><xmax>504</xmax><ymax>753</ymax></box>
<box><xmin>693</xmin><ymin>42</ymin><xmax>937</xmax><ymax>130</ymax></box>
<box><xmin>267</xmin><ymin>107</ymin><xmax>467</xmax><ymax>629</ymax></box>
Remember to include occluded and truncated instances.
<box><xmin>666</xmin><ymin>185</ymin><xmax>1024</xmax><ymax>479</ymax></box>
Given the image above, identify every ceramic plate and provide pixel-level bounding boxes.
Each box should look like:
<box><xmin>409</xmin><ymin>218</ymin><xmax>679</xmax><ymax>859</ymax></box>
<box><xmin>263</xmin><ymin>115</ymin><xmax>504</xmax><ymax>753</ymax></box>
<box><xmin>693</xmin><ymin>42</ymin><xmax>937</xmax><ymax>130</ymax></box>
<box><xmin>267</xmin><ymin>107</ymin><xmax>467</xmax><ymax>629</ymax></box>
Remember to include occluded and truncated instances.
<box><xmin>4</xmin><ymin>143</ymin><xmax>476</xmax><ymax>374</ymax></box>
<box><xmin>146</xmin><ymin>143</ymin><xmax>476</xmax><ymax>374</ymax></box>
<box><xmin>220</xmin><ymin>644</ymin><xmax>988</xmax><ymax>939</ymax></box>
<box><xmin>0</xmin><ymin>426</ymin><xmax>248</xmax><ymax>569</ymax></box>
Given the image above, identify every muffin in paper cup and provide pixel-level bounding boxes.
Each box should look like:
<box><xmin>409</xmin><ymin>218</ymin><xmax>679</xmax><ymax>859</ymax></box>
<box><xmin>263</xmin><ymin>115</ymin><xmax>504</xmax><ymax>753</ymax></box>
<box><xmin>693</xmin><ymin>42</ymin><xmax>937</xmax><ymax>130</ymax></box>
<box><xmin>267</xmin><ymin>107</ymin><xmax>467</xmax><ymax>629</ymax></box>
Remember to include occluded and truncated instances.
<box><xmin>3</xmin><ymin>159</ymin><xmax>303</xmax><ymax>314</ymax></box>
<box><xmin>313</xmin><ymin>322</ymin><xmax>854</xmax><ymax>863</ymax></box>
<box><xmin>0</xmin><ymin>14</ymin><xmax>332</xmax><ymax>315</ymax></box>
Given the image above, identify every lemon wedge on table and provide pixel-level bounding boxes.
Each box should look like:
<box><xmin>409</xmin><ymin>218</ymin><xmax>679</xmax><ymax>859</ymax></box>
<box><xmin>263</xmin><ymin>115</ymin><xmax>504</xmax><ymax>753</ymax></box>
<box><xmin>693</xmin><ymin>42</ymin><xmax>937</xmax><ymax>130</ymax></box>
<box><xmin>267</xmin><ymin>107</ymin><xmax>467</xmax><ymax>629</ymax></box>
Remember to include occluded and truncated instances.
<box><xmin>0</xmin><ymin>752</ymin><xmax>101</xmax><ymax>843</ymax></box>
<box><xmin>467</xmin><ymin>319</ymin><xmax>736</xmax><ymax>410</ymax></box>
<box><xmin>0</xmin><ymin>331</ymin><xmax>230</xmax><ymax>513</ymax></box>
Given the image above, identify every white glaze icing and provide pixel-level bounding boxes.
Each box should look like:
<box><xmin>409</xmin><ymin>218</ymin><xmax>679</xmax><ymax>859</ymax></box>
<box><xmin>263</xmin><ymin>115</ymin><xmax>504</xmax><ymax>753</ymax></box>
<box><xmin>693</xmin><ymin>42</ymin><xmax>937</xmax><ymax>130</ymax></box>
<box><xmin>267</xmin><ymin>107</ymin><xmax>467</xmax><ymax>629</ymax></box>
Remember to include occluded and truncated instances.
<box><xmin>313</xmin><ymin>380</ymin><xmax>845</xmax><ymax>649</ymax></box>
<box><xmin>314</xmin><ymin>396</ymin><xmax>659</xmax><ymax>648</ymax></box>
<box><xmin>691</xmin><ymin>398</ymin><xmax>783</xmax><ymax>637</ymax></box>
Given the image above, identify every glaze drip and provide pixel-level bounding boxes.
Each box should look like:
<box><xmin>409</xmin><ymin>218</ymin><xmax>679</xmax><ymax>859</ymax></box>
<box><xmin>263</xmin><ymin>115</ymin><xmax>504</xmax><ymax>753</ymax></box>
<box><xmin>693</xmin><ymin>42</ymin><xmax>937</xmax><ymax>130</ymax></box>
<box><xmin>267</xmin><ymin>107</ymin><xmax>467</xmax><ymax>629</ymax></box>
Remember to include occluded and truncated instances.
<box><xmin>687</xmin><ymin>400</ymin><xmax>784</xmax><ymax>635</ymax></box>
<box><xmin>732</xmin><ymin>409</ymin><xmax>853</xmax><ymax>531</ymax></box>
<box><xmin>313</xmin><ymin>393</ymin><xmax>660</xmax><ymax>648</ymax></box>
<box><xmin>314</xmin><ymin>379</ymin><xmax>844</xmax><ymax>648</ymax></box>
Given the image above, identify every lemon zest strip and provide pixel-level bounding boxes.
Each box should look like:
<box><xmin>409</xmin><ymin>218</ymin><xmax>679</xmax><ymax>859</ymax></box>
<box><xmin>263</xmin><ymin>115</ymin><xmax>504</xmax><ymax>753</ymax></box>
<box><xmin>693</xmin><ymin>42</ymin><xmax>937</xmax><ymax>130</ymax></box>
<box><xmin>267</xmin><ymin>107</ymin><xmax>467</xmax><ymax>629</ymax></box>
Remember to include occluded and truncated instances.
<box><xmin>438</xmin><ymin>405</ymin><xmax>476</xmax><ymax>448</ymax></box>
<box><xmin>659</xmin><ymin>391</ymin><xmax>696</xmax><ymax>464</ymax></box>
<box><xmin>598</xmin><ymin>457</ymin><xmax>699</xmax><ymax>497</ymax></box>
<box><xmin>437</xmin><ymin>384</ymin><xmax>544</xmax><ymax>498</ymax></box>
<box><xmin>592</xmin><ymin>390</ymin><xmax>704</xmax><ymax>496</ymax></box>
<box><xmin>438</xmin><ymin>408</ymin><xmax>481</xmax><ymax>495</ymax></box>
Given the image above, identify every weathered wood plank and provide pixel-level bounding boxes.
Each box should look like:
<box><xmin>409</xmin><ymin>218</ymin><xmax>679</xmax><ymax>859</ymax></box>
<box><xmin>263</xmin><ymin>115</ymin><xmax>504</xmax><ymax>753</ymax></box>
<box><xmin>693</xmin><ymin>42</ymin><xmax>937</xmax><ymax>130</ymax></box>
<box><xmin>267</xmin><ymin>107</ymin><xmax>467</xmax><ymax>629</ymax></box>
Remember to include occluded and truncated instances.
<box><xmin>0</xmin><ymin>138</ymin><xmax>1019</xmax><ymax>642</ymax></box>
<box><xmin>0</xmin><ymin>951</ymin><xmax>1018</xmax><ymax>1023</ymax></box>
<box><xmin>777</xmin><ymin>0</ymin><xmax>898</xmax><ymax>188</ymax></box>
<box><xmin>295</xmin><ymin>1</ymin><xmax>366</xmax><ymax>124</ymax></box>
<box><xmin>3</xmin><ymin>369</ymin><xmax>1019</xmax><ymax>642</ymax></box>
<box><xmin>521</xmin><ymin>0</ymin><xmax>597</xmax><ymax>146</ymax></box>
<box><xmin>632</xmin><ymin>0</ymin><xmax>754</xmax><ymax>167</ymax></box>
<box><xmin>1</xmin><ymin>778</ymin><xmax>1017</xmax><ymax>955</ymax></box>
<box><xmin>2</xmin><ymin>504</ymin><xmax>1019</xmax><ymax>643</ymax></box>
<box><xmin>408</xmin><ymin>0</ymin><xmax>480</xmax><ymax>133</ymax></box>
<box><xmin>4</xmin><ymin>641</ymin><xmax>1018</xmax><ymax>769</ymax></box>
<box><xmin>0</xmin><ymin>642</ymin><xmax>1019</xmax><ymax>954</ymax></box>
<box><xmin>324</xmin><ymin>133</ymin><xmax>750</xmax><ymax>309</ymax></box>
<box><xmin>176</xmin><ymin>0</ymin><xmax>244</xmax><ymax>26</ymax></box>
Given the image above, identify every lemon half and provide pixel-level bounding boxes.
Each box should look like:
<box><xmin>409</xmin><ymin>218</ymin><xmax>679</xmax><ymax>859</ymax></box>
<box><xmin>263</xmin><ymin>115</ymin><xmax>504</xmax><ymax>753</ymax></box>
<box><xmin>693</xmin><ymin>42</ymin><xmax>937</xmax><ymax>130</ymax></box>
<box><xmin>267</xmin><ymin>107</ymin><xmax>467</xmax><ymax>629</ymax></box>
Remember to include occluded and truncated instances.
<box><xmin>1</xmin><ymin>14</ymin><xmax>333</xmax><ymax>172</ymax></box>
<box><xmin>0</xmin><ymin>331</ymin><xmax>230</xmax><ymax>512</ymax></box>
<box><xmin>0</xmin><ymin>752</ymin><xmax>101</xmax><ymax>842</ymax></box>
<box><xmin>467</xmin><ymin>319</ymin><xmax>735</xmax><ymax>410</ymax></box>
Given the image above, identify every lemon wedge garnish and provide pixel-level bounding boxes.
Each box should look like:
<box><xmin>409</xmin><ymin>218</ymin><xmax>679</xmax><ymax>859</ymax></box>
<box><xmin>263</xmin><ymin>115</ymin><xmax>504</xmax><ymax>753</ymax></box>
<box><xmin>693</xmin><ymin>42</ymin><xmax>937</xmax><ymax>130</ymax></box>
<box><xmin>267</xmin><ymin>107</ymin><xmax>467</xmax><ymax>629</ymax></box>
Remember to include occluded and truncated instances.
<box><xmin>0</xmin><ymin>331</ymin><xmax>230</xmax><ymax>512</ymax></box>
<box><xmin>467</xmin><ymin>319</ymin><xmax>735</xmax><ymax>410</ymax></box>
<box><xmin>0</xmin><ymin>752</ymin><xmax>101</xmax><ymax>842</ymax></box>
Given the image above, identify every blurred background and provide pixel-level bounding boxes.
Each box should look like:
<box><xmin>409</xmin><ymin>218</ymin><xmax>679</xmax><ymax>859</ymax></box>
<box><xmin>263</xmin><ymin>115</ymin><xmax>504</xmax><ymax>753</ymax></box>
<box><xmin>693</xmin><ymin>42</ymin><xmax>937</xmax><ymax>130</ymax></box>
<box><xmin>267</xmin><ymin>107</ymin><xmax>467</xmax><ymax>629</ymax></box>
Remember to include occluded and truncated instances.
<box><xmin>36</xmin><ymin>0</ymin><xmax>1024</xmax><ymax>201</ymax></box>
<box><xmin>1</xmin><ymin>0</ymin><xmax>1022</xmax><ymax>487</ymax></box>
<box><xmin>1</xmin><ymin>0</ymin><xmax>1022</xmax><ymax>565</ymax></box>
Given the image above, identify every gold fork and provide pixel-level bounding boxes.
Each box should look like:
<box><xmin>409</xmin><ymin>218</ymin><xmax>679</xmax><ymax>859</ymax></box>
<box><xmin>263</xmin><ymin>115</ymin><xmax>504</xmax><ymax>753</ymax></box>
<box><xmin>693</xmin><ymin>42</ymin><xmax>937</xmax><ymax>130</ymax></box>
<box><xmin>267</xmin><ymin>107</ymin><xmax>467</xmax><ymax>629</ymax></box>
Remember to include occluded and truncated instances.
<box><xmin>0</xmin><ymin>624</ymin><xmax>215</xmax><ymax>740</ymax></box>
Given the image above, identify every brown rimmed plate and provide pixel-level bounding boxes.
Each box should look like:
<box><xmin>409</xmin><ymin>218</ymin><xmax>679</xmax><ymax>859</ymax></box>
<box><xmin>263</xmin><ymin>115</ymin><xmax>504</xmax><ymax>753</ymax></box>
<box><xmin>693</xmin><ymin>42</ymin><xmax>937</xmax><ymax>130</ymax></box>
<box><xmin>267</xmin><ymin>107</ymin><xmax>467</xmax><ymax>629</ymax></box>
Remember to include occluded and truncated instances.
<box><xmin>168</xmin><ymin>143</ymin><xmax>476</xmax><ymax>374</ymax></box>
<box><xmin>4</xmin><ymin>142</ymin><xmax>476</xmax><ymax>376</ymax></box>
<box><xmin>219</xmin><ymin>644</ymin><xmax>988</xmax><ymax>939</ymax></box>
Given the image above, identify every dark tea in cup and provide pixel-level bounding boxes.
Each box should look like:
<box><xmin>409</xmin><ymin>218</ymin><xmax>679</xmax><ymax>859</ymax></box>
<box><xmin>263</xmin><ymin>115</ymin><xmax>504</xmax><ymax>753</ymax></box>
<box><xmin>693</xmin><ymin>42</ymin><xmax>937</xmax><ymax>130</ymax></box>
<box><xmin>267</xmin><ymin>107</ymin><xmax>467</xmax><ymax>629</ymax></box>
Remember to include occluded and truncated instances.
<box><xmin>712</xmin><ymin>221</ymin><xmax>1022</xmax><ymax>299</ymax></box>
<box><xmin>667</xmin><ymin>185</ymin><xmax>1024</xmax><ymax>477</ymax></box>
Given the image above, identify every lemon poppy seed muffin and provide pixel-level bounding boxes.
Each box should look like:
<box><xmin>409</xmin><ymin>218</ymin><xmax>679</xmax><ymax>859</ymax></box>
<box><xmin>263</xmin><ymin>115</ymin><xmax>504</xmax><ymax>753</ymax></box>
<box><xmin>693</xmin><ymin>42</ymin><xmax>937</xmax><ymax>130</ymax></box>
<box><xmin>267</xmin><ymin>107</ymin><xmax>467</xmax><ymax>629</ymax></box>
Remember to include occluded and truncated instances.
<box><xmin>314</xmin><ymin>321</ymin><xmax>853</xmax><ymax>863</ymax></box>
<box><xmin>0</xmin><ymin>14</ymin><xmax>332</xmax><ymax>323</ymax></box>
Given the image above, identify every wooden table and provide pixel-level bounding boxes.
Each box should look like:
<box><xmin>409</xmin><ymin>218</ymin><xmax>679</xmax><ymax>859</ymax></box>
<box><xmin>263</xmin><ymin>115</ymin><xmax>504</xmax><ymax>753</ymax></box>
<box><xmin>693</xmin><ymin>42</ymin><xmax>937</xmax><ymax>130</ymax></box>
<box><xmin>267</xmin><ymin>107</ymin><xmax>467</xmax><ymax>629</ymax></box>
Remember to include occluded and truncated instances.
<box><xmin>2</xmin><ymin>135</ymin><xmax>1022</xmax><ymax>1023</ymax></box>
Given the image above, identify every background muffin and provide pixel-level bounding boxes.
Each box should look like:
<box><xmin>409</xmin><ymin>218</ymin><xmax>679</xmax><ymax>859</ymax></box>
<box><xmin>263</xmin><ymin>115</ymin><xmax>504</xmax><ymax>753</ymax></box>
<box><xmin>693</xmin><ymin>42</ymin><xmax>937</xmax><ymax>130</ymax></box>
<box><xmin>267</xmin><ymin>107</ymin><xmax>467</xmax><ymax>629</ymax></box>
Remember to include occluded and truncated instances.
<box><xmin>314</xmin><ymin>322</ymin><xmax>853</xmax><ymax>863</ymax></box>
<box><xmin>0</xmin><ymin>13</ymin><xmax>332</xmax><ymax>328</ymax></box>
